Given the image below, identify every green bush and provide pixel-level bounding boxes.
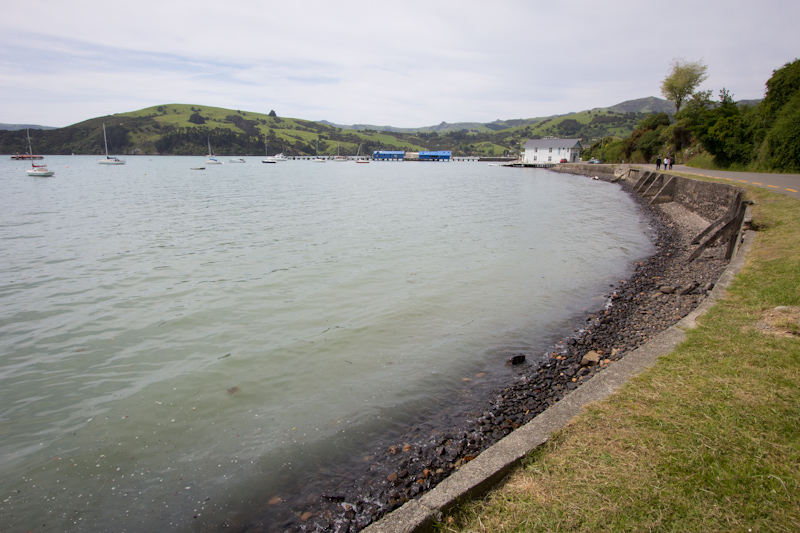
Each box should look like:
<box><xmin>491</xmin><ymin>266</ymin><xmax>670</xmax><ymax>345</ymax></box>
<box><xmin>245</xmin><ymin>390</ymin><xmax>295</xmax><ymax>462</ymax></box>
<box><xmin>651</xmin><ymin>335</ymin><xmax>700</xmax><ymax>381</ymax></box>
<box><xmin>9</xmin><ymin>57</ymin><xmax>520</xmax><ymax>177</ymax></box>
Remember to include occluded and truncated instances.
<box><xmin>763</xmin><ymin>92</ymin><xmax>800</xmax><ymax>172</ymax></box>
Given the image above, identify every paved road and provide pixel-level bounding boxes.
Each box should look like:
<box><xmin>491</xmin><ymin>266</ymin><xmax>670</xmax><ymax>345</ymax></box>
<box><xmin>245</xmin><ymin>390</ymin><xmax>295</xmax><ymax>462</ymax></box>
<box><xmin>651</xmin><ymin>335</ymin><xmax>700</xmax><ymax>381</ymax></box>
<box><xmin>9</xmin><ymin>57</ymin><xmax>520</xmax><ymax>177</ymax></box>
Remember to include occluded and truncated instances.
<box><xmin>636</xmin><ymin>164</ymin><xmax>800</xmax><ymax>200</ymax></box>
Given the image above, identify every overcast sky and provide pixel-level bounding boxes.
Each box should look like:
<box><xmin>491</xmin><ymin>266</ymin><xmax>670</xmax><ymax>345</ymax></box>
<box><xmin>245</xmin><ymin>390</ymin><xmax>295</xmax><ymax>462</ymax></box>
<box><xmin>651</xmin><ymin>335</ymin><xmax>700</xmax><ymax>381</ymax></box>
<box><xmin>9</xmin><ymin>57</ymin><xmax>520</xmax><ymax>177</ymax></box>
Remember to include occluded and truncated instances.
<box><xmin>2</xmin><ymin>0</ymin><xmax>798</xmax><ymax>129</ymax></box>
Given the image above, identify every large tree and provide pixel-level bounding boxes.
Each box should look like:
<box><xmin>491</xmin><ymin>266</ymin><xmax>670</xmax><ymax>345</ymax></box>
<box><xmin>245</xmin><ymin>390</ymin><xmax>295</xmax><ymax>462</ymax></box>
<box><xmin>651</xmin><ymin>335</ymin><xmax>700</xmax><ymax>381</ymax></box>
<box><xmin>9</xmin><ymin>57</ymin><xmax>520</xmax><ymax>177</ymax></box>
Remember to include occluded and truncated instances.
<box><xmin>660</xmin><ymin>58</ymin><xmax>709</xmax><ymax>114</ymax></box>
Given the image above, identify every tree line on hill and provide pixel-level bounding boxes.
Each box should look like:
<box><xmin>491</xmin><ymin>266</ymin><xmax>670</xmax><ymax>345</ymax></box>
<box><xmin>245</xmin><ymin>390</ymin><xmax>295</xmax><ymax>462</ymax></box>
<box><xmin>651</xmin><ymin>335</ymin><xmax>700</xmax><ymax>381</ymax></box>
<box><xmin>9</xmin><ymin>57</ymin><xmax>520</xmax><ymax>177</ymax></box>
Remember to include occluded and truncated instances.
<box><xmin>0</xmin><ymin>99</ymin><xmax>663</xmax><ymax>158</ymax></box>
<box><xmin>583</xmin><ymin>58</ymin><xmax>800</xmax><ymax>173</ymax></box>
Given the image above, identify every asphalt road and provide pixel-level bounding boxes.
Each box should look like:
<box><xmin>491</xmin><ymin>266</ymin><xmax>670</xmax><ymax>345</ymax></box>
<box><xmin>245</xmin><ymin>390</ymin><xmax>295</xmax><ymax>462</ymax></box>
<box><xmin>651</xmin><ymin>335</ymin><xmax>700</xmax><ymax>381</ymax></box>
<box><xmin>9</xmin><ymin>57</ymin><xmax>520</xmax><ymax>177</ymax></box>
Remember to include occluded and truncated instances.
<box><xmin>637</xmin><ymin>164</ymin><xmax>800</xmax><ymax>200</ymax></box>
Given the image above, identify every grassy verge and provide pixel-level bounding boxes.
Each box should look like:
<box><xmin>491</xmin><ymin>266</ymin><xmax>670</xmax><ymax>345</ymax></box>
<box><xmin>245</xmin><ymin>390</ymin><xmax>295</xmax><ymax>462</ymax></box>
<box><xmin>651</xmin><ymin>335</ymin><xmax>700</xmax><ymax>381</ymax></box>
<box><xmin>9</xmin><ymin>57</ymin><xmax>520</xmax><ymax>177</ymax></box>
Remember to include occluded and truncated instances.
<box><xmin>441</xmin><ymin>186</ymin><xmax>800</xmax><ymax>532</ymax></box>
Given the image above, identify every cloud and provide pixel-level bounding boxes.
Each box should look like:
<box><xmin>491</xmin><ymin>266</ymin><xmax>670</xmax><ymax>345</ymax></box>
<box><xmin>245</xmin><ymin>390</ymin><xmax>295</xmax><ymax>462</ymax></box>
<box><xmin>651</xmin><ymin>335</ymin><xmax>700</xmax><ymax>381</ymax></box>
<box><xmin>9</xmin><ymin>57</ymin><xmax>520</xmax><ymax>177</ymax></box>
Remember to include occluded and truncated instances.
<box><xmin>1</xmin><ymin>0</ymin><xmax>799</xmax><ymax>127</ymax></box>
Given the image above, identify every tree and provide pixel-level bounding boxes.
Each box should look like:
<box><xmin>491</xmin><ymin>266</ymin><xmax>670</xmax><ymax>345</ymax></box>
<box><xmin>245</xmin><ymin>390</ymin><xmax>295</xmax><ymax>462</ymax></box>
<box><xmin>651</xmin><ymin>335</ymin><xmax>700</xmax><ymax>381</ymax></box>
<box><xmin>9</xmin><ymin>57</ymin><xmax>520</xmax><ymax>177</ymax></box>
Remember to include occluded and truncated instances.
<box><xmin>268</xmin><ymin>110</ymin><xmax>277</xmax><ymax>117</ymax></box>
<box><xmin>660</xmin><ymin>58</ymin><xmax>709</xmax><ymax>114</ymax></box>
<box><xmin>638</xmin><ymin>112</ymin><xmax>671</xmax><ymax>130</ymax></box>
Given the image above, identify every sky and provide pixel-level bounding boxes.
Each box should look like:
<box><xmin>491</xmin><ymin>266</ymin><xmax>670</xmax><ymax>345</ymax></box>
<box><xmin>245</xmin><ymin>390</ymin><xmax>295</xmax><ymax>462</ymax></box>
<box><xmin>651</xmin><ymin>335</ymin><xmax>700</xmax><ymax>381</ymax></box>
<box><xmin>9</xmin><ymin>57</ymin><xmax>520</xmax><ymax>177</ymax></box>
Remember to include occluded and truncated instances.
<box><xmin>2</xmin><ymin>0</ymin><xmax>798</xmax><ymax>129</ymax></box>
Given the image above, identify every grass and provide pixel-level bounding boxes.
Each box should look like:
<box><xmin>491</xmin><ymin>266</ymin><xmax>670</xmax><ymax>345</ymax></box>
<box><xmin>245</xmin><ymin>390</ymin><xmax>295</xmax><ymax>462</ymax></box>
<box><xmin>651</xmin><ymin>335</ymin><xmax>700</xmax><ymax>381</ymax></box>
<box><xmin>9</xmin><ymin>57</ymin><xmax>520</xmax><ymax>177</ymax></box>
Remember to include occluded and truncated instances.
<box><xmin>440</xmin><ymin>185</ymin><xmax>800</xmax><ymax>532</ymax></box>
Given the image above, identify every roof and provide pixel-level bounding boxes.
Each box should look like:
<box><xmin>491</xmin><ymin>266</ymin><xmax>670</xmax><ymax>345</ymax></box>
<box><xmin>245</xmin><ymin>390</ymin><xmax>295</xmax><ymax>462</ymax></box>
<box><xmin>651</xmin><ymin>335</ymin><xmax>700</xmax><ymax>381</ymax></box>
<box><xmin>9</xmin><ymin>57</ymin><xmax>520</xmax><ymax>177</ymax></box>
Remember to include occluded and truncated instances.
<box><xmin>523</xmin><ymin>138</ymin><xmax>582</xmax><ymax>150</ymax></box>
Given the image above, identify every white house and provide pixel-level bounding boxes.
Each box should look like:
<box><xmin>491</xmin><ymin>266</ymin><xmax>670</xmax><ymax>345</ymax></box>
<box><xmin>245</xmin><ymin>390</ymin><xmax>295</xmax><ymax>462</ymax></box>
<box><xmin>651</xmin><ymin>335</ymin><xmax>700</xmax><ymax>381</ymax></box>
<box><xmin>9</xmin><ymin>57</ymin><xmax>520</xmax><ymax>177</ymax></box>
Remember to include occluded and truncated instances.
<box><xmin>522</xmin><ymin>138</ymin><xmax>582</xmax><ymax>163</ymax></box>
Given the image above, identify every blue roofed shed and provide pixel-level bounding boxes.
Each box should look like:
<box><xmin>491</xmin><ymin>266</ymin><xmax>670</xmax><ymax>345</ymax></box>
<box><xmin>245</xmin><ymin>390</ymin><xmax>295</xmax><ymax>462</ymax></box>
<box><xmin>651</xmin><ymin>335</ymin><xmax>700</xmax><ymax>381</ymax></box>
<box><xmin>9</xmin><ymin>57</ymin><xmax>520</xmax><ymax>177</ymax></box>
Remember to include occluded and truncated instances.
<box><xmin>373</xmin><ymin>151</ymin><xmax>405</xmax><ymax>160</ymax></box>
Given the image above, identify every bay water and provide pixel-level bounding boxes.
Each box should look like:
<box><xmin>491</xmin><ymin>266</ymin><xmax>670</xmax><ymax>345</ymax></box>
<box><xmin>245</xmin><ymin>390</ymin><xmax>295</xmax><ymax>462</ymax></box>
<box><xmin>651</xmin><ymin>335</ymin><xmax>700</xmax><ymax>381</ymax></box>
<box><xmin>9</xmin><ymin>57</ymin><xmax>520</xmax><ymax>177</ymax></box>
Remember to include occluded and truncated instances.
<box><xmin>0</xmin><ymin>156</ymin><xmax>653</xmax><ymax>531</ymax></box>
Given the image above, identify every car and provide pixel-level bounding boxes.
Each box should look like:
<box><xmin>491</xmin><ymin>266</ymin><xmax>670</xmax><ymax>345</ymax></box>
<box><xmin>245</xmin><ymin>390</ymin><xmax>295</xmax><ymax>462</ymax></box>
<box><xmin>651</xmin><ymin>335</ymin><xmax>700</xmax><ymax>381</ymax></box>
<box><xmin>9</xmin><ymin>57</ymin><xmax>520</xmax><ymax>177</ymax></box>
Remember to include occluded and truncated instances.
<box><xmin>559</xmin><ymin>158</ymin><xmax>568</xmax><ymax>163</ymax></box>
<box><xmin>588</xmin><ymin>158</ymin><xmax>602</xmax><ymax>164</ymax></box>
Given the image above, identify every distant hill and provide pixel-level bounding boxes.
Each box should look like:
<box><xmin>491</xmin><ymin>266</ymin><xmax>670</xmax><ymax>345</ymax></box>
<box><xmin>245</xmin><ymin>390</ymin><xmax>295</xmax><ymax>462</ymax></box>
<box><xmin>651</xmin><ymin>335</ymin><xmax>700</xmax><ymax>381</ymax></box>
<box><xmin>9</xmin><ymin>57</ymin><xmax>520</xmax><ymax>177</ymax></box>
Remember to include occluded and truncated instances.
<box><xmin>608</xmin><ymin>96</ymin><xmax>676</xmax><ymax>115</ymax></box>
<box><xmin>0</xmin><ymin>97</ymin><xmax>694</xmax><ymax>157</ymax></box>
<box><xmin>0</xmin><ymin>123</ymin><xmax>57</xmax><ymax>131</ymax></box>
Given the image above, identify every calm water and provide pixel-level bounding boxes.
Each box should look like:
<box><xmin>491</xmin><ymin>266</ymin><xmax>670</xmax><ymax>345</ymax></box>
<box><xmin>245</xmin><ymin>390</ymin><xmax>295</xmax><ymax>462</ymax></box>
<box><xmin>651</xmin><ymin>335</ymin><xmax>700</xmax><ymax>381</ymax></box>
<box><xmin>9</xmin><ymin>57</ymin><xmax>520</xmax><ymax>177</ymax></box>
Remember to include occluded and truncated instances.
<box><xmin>0</xmin><ymin>156</ymin><xmax>653</xmax><ymax>531</ymax></box>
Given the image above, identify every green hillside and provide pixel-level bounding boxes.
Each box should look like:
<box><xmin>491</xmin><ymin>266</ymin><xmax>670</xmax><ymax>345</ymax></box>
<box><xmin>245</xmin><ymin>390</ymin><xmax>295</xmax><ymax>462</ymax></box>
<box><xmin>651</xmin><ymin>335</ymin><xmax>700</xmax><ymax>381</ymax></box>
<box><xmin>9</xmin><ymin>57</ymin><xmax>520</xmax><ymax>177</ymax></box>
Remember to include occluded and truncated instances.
<box><xmin>0</xmin><ymin>98</ymin><xmax>676</xmax><ymax>157</ymax></box>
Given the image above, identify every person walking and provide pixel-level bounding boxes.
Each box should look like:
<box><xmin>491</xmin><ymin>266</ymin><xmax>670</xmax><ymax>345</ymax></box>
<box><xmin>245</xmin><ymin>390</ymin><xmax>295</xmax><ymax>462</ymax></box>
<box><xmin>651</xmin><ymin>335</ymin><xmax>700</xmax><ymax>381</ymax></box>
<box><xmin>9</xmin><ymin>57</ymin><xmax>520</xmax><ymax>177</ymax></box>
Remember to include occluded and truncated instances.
<box><xmin>663</xmin><ymin>156</ymin><xmax>669</xmax><ymax>170</ymax></box>
<box><xmin>656</xmin><ymin>157</ymin><xmax>662</xmax><ymax>170</ymax></box>
<box><xmin>669</xmin><ymin>157</ymin><xmax>674</xmax><ymax>170</ymax></box>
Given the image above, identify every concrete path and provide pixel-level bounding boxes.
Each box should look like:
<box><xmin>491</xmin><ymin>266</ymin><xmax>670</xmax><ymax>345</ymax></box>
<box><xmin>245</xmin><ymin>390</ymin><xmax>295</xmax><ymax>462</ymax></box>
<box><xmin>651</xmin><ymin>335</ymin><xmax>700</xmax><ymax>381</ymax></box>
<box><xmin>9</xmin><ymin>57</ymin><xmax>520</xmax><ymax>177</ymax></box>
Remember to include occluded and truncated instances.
<box><xmin>638</xmin><ymin>164</ymin><xmax>800</xmax><ymax>200</ymax></box>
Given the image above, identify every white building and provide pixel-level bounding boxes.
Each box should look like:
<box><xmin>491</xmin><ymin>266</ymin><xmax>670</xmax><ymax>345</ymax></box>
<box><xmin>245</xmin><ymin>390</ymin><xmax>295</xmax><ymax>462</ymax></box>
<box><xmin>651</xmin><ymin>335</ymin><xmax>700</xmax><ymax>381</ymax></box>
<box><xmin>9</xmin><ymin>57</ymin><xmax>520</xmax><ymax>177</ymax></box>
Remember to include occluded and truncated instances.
<box><xmin>522</xmin><ymin>138</ymin><xmax>582</xmax><ymax>163</ymax></box>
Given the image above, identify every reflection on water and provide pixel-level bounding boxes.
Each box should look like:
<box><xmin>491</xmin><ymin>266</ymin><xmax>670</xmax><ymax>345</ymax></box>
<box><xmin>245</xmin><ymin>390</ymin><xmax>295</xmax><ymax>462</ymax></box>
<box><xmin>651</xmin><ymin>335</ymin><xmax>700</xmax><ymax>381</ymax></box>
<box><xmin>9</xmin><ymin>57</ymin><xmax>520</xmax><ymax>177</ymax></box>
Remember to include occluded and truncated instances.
<box><xmin>0</xmin><ymin>157</ymin><xmax>653</xmax><ymax>531</ymax></box>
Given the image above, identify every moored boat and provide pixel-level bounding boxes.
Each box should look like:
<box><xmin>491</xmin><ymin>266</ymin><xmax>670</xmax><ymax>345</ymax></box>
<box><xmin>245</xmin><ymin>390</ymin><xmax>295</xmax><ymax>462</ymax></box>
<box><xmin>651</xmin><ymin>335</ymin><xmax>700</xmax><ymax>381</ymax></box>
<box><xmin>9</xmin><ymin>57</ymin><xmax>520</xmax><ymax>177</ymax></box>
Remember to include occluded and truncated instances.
<box><xmin>205</xmin><ymin>138</ymin><xmax>223</xmax><ymax>165</ymax></box>
<box><xmin>24</xmin><ymin>129</ymin><xmax>54</xmax><ymax>177</ymax></box>
<box><xmin>98</xmin><ymin>123</ymin><xmax>126</xmax><ymax>165</ymax></box>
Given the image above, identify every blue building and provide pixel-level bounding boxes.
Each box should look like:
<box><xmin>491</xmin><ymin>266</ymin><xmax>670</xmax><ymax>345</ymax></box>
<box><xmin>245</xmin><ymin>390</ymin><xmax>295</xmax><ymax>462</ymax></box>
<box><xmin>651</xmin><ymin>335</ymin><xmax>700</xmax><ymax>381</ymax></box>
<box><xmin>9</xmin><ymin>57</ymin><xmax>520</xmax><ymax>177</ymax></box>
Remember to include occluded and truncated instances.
<box><xmin>419</xmin><ymin>151</ymin><xmax>451</xmax><ymax>161</ymax></box>
<box><xmin>373</xmin><ymin>150</ymin><xmax>405</xmax><ymax>160</ymax></box>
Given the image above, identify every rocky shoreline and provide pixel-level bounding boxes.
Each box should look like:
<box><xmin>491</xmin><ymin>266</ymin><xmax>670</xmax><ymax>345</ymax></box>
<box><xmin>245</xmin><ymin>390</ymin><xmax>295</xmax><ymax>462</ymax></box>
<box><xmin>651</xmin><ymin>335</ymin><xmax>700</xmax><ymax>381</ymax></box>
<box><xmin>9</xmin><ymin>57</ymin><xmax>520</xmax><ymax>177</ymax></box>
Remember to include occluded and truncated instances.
<box><xmin>238</xmin><ymin>179</ymin><xmax>731</xmax><ymax>532</ymax></box>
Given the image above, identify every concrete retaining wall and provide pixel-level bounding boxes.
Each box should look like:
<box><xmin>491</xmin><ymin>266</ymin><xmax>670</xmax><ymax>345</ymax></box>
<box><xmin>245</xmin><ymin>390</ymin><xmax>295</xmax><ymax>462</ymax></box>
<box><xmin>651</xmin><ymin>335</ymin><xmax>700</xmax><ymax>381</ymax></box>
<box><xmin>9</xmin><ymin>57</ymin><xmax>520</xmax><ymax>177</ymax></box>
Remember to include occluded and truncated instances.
<box><xmin>551</xmin><ymin>164</ymin><xmax>742</xmax><ymax>222</ymax></box>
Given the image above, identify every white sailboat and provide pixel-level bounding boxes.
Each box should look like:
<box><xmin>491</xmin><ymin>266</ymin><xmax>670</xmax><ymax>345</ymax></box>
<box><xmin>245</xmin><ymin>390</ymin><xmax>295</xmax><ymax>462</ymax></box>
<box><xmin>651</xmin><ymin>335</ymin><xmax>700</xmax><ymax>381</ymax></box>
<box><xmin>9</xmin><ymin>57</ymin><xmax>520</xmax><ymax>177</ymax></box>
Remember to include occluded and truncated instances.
<box><xmin>98</xmin><ymin>123</ymin><xmax>125</xmax><ymax>165</ymax></box>
<box><xmin>332</xmin><ymin>141</ymin><xmax>348</xmax><ymax>162</ymax></box>
<box><xmin>262</xmin><ymin>141</ymin><xmax>277</xmax><ymax>163</ymax></box>
<box><xmin>355</xmin><ymin>143</ymin><xmax>369</xmax><ymax>163</ymax></box>
<box><xmin>25</xmin><ymin>129</ymin><xmax>54</xmax><ymax>177</ymax></box>
<box><xmin>205</xmin><ymin>138</ymin><xmax>223</xmax><ymax>165</ymax></box>
<box><xmin>312</xmin><ymin>139</ymin><xmax>326</xmax><ymax>162</ymax></box>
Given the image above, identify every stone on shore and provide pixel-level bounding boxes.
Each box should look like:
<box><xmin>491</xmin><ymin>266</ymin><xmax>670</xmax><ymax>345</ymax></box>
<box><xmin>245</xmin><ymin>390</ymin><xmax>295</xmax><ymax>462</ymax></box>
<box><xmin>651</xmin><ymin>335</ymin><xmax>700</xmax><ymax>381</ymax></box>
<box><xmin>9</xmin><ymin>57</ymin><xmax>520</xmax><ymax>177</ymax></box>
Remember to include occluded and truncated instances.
<box><xmin>581</xmin><ymin>350</ymin><xmax>601</xmax><ymax>366</ymax></box>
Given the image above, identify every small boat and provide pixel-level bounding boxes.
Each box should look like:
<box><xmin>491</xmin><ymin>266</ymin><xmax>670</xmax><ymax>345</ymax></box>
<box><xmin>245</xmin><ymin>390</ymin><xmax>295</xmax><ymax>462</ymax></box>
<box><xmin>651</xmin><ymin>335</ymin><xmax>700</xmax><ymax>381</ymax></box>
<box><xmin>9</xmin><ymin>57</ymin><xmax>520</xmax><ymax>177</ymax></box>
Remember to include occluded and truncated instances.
<box><xmin>229</xmin><ymin>158</ymin><xmax>246</xmax><ymax>163</ymax></box>
<box><xmin>272</xmin><ymin>153</ymin><xmax>289</xmax><ymax>162</ymax></box>
<box><xmin>355</xmin><ymin>143</ymin><xmax>369</xmax><ymax>163</ymax></box>
<box><xmin>98</xmin><ymin>123</ymin><xmax>125</xmax><ymax>165</ymax></box>
<box><xmin>312</xmin><ymin>139</ymin><xmax>326</xmax><ymax>162</ymax></box>
<box><xmin>191</xmin><ymin>167</ymin><xmax>205</xmax><ymax>170</ymax></box>
<box><xmin>262</xmin><ymin>141</ymin><xmax>277</xmax><ymax>163</ymax></box>
<box><xmin>205</xmin><ymin>138</ymin><xmax>223</xmax><ymax>165</ymax></box>
<box><xmin>24</xmin><ymin>129</ymin><xmax>54</xmax><ymax>177</ymax></box>
<box><xmin>332</xmin><ymin>141</ymin><xmax>349</xmax><ymax>162</ymax></box>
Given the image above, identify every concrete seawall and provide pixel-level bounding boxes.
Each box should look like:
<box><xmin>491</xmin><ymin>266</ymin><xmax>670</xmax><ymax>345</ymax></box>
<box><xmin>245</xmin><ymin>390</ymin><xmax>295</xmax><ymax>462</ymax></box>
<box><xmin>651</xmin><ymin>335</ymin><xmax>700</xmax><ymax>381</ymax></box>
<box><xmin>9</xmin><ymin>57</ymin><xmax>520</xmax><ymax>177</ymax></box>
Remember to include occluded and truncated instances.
<box><xmin>550</xmin><ymin>164</ymin><xmax>741</xmax><ymax>222</ymax></box>
<box><xmin>363</xmin><ymin>166</ymin><xmax>749</xmax><ymax>533</ymax></box>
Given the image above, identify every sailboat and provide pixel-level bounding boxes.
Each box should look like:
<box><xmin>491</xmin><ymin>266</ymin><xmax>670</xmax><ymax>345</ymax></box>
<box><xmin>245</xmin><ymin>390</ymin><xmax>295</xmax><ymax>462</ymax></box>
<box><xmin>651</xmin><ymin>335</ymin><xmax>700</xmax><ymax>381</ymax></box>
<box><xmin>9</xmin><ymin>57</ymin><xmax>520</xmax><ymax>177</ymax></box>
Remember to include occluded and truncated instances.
<box><xmin>312</xmin><ymin>139</ymin><xmax>326</xmax><ymax>162</ymax></box>
<box><xmin>205</xmin><ymin>138</ymin><xmax>223</xmax><ymax>165</ymax></box>
<box><xmin>262</xmin><ymin>141</ymin><xmax>277</xmax><ymax>163</ymax></box>
<box><xmin>355</xmin><ymin>143</ymin><xmax>369</xmax><ymax>163</ymax></box>
<box><xmin>332</xmin><ymin>141</ymin><xmax>348</xmax><ymax>162</ymax></box>
<box><xmin>25</xmin><ymin>129</ymin><xmax>54</xmax><ymax>177</ymax></box>
<box><xmin>98</xmin><ymin>123</ymin><xmax>125</xmax><ymax>165</ymax></box>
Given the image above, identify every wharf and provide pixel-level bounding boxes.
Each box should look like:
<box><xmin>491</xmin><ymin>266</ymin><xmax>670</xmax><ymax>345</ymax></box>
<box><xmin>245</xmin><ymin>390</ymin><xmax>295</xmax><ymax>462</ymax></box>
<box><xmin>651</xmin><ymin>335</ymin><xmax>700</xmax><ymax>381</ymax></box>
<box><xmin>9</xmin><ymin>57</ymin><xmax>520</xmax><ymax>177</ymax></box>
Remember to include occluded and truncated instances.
<box><xmin>504</xmin><ymin>162</ymin><xmax>557</xmax><ymax>168</ymax></box>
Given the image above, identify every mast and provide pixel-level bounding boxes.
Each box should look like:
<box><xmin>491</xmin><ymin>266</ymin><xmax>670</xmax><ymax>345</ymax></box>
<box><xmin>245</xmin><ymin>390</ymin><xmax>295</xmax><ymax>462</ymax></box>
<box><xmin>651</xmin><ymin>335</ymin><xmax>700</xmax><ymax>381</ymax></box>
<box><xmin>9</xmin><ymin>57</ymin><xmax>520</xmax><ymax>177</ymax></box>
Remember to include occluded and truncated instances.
<box><xmin>103</xmin><ymin>123</ymin><xmax>110</xmax><ymax>158</ymax></box>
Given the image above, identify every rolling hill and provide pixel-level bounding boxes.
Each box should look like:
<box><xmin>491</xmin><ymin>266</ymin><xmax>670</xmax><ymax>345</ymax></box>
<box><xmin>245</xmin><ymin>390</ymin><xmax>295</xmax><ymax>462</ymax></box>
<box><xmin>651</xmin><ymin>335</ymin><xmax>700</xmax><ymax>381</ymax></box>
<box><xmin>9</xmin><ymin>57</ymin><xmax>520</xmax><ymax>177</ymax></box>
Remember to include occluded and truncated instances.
<box><xmin>0</xmin><ymin>97</ymin><xmax>680</xmax><ymax>157</ymax></box>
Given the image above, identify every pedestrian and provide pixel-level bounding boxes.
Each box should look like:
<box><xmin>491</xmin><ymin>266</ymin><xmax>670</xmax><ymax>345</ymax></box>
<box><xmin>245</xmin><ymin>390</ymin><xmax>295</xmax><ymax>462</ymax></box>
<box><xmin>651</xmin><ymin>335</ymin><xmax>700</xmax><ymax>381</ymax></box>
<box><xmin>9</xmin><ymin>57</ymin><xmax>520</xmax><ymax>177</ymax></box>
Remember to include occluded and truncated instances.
<box><xmin>663</xmin><ymin>156</ymin><xmax>669</xmax><ymax>170</ymax></box>
<box><xmin>656</xmin><ymin>157</ymin><xmax>662</xmax><ymax>170</ymax></box>
<box><xmin>669</xmin><ymin>157</ymin><xmax>674</xmax><ymax>170</ymax></box>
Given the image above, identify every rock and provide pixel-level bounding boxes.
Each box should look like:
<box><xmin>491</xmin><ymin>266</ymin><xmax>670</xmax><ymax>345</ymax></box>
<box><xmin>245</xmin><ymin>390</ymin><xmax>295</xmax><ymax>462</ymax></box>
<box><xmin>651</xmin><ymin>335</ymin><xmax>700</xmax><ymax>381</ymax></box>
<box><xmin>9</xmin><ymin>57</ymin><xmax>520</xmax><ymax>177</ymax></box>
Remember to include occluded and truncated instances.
<box><xmin>508</xmin><ymin>354</ymin><xmax>526</xmax><ymax>365</ymax></box>
<box><xmin>679</xmin><ymin>281</ymin><xmax>699</xmax><ymax>295</ymax></box>
<box><xmin>659</xmin><ymin>285</ymin><xmax>676</xmax><ymax>294</ymax></box>
<box><xmin>580</xmin><ymin>351</ymin><xmax>601</xmax><ymax>366</ymax></box>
